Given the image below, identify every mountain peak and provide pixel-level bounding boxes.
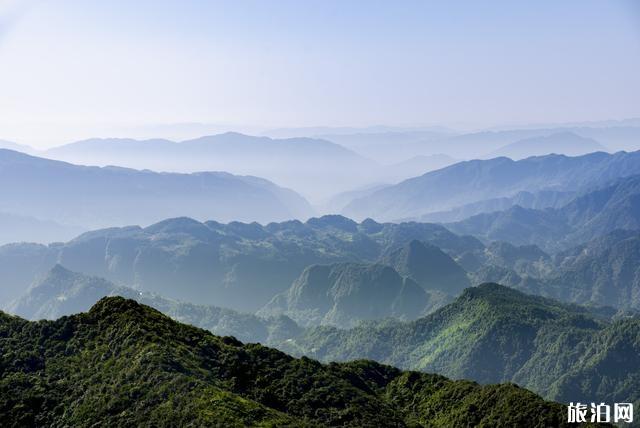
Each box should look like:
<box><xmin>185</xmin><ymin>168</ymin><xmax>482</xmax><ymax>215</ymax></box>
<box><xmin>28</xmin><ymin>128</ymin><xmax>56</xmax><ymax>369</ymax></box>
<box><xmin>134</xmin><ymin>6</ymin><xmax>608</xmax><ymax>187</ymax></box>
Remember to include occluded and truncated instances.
<box><xmin>47</xmin><ymin>263</ymin><xmax>74</xmax><ymax>278</ymax></box>
<box><xmin>1</xmin><ymin>293</ymin><xmax>574</xmax><ymax>426</ymax></box>
<box><xmin>307</xmin><ymin>215</ymin><xmax>359</xmax><ymax>232</ymax></box>
<box><xmin>87</xmin><ymin>296</ymin><xmax>157</xmax><ymax>322</ymax></box>
<box><xmin>380</xmin><ymin>240</ymin><xmax>469</xmax><ymax>294</ymax></box>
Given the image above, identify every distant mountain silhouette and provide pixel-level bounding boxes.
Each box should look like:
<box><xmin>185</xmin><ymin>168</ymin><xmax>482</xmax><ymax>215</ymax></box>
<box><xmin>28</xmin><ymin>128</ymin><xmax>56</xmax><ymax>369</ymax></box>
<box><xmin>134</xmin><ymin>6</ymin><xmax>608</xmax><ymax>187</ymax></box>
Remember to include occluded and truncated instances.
<box><xmin>489</xmin><ymin>131</ymin><xmax>607</xmax><ymax>159</ymax></box>
<box><xmin>44</xmin><ymin>132</ymin><xmax>378</xmax><ymax>200</ymax></box>
<box><xmin>0</xmin><ymin>212</ymin><xmax>84</xmax><ymax>245</ymax></box>
<box><xmin>344</xmin><ymin>151</ymin><xmax>640</xmax><ymax>221</ymax></box>
<box><xmin>0</xmin><ymin>139</ymin><xmax>35</xmax><ymax>154</ymax></box>
<box><xmin>0</xmin><ymin>148</ymin><xmax>313</xmax><ymax>229</ymax></box>
<box><xmin>416</xmin><ymin>190</ymin><xmax>576</xmax><ymax>223</ymax></box>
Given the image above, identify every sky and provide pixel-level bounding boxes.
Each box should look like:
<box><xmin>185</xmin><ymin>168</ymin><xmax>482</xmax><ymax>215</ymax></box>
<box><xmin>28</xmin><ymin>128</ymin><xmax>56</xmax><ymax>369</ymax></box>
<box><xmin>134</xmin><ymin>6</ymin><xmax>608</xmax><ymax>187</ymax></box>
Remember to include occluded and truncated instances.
<box><xmin>0</xmin><ymin>0</ymin><xmax>639</xmax><ymax>148</ymax></box>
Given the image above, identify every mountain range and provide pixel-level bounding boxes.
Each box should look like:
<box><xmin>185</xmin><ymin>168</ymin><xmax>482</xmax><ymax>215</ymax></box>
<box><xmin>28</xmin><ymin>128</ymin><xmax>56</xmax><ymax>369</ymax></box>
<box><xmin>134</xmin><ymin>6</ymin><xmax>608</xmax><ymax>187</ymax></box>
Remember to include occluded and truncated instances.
<box><xmin>0</xmin><ymin>215</ymin><xmax>479</xmax><ymax>311</ymax></box>
<box><xmin>0</xmin><ymin>296</ymin><xmax>579</xmax><ymax>427</ymax></box>
<box><xmin>472</xmin><ymin>230</ymin><xmax>640</xmax><ymax>311</ymax></box>
<box><xmin>6</xmin><ymin>264</ymin><xmax>301</xmax><ymax>345</ymax></box>
<box><xmin>445</xmin><ymin>173</ymin><xmax>640</xmax><ymax>250</ymax></box>
<box><xmin>311</xmin><ymin>124</ymin><xmax>639</xmax><ymax>160</ymax></box>
<box><xmin>344</xmin><ymin>151</ymin><xmax>640</xmax><ymax>222</ymax></box>
<box><xmin>5</xmin><ymin>264</ymin><xmax>637</xmax><ymax>422</ymax></box>
<box><xmin>488</xmin><ymin>132</ymin><xmax>607</xmax><ymax>160</ymax></box>
<box><xmin>0</xmin><ymin>148</ymin><xmax>313</xmax><ymax>231</ymax></box>
<box><xmin>43</xmin><ymin>132</ymin><xmax>378</xmax><ymax>201</ymax></box>
<box><xmin>281</xmin><ymin>283</ymin><xmax>640</xmax><ymax>411</ymax></box>
<box><xmin>0</xmin><ymin>139</ymin><xmax>35</xmax><ymax>154</ymax></box>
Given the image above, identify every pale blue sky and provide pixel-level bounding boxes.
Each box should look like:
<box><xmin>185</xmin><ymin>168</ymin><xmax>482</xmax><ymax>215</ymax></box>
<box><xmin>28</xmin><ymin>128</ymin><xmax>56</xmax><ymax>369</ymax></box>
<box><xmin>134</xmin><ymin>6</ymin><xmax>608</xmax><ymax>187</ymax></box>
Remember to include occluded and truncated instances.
<box><xmin>0</xmin><ymin>0</ymin><xmax>638</xmax><ymax>147</ymax></box>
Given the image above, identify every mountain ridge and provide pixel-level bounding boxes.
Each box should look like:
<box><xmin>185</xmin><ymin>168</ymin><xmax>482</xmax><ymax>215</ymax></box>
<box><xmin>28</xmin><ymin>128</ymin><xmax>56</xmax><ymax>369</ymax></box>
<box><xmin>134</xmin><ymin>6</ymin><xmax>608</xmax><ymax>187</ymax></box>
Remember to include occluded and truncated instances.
<box><xmin>0</xmin><ymin>148</ymin><xmax>314</xmax><ymax>229</ymax></box>
<box><xmin>344</xmin><ymin>150</ymin><xmax>640</xmax><ymax>221</ymax></box>
<box><xmin>0</xmin><ymin>295</ymin><xmax>581</xmax><ymax>427</ymax></box>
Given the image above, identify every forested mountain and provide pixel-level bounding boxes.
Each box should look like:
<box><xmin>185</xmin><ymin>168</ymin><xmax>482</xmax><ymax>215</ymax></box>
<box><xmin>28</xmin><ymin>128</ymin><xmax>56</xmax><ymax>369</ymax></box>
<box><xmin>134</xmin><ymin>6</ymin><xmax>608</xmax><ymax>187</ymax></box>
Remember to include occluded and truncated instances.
<box><xmin>0</xmin><ymin>149</ymin><xmax>313</xmax><ymax>229</ymax></box>
<box><xmin>0</xmin><ymin>215</ymin><xmax>481</xmax><ymax>311</ymax></box>
<box><xmin>258</xmin><ymin>262</ymin><xmax>451</xmax><ymax>328</ymax></box>
<box><xmin>464</xmin><ymin>229</ymin><xmax>640</xmax><ymax>311</ymax></box>
<box><xmin>446</xmin><ymin>206</ymin><xmax>570</xmax><ymax>248</ymax></box>
<box><xmin>379</xmin><ymin>240</ymin><xmax>470</xmax><ymax>294</ymax></box>
<box><xmin>281</xmin><ymin>283</ymin><xmax>640</xmax><ymax>410</ymax></box>
<box><xmin>6</xmin><ymin>265</ymin><xmax>299</xmax><ymax>344</ymax></box>
<box><xmin>0</xmin><ymin>296</ymin><xmax>583</xmax><ymax>427</ymax></box>
<box><xmin>6</xmin><ymin>264</ymin><xmax>640</xmax><ymax>420</ymax></box>
<box><xmin>344</xmin><ymin>151</ymin><xmax>640</xmax><ymax>221</ymax></box>
<box><xmin>445</xmin><ymin>173</ymin><xmax>640</xmax><ymax>250</ymax></box>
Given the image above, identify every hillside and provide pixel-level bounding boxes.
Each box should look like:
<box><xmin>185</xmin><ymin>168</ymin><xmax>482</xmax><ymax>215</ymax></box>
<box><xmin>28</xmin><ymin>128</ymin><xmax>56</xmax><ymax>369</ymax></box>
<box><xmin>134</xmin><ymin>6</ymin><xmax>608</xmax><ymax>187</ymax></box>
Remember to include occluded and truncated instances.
<box><xmin>0</xmin><ymin>149</ymin><xmax>313</xmax><ymax>229</ymax></box>
<box><xmin>445</xmin><ymin>173</ymin><xmax>640</xmax><ymax>251</ymax></box>
<box><xmin>343</xmin><ymin>151</ymin><xmax>640</xmax><ymax>221</ymax></box>
<box><xmin>0</xmin><ymin>296</ymin><xmax>585</xmax><ymax>427</ymax></box>
<box><xmin>379</xmin><ymin>240</ymin><xmax>470</xmax><ymax>294</ymax></box>
<box><xmin>281</xmin><ymin>284</ymin><xmax>640</xmax><ymax>410</ymax></box>
<box><xmin>6</xmin><ymin>265</ymin><xmax>300</xmax><ymax>344</ymax></box>
<box><xmin>257</xmin><ymin>262</ymin><xmax>450</xmax><ymax>328</ymax></box>
<box><xmin>417</xmin><ymin>190</ymin><xmax>576</xmax><ymax>223</ymax></box>
<box><xmin>445</xmin><ymin>206</ymin><xmax>571</xmax><ymax>248</ymax></box>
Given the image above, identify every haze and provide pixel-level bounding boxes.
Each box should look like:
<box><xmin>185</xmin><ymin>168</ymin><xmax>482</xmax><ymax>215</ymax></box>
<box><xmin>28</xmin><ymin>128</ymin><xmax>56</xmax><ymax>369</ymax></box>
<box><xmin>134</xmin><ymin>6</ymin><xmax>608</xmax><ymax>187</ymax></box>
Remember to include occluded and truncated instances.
<box><xmin>0</xmin><ymin>0</ymin><xmax>639</xmax><ymax>148</ymax></box>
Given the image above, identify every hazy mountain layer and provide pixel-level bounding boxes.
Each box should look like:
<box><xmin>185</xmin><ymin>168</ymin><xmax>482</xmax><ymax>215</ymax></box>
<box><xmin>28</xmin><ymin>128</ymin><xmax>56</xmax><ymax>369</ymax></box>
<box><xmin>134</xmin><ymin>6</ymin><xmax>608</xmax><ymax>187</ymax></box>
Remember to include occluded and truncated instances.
<box><xmin>445</xmin><ymin>173</ymin><xmax>640</xmax><ymax>250</ymax></box>
<box><xmin>344</xmin><ymin>151</ymin><xmax>640</xmax><ymax>221</ymax></box>
<box><xmin>0</xmin><ymin>148</ymin><xmax>313</xmax><ymax>229</ymax></box>
<box><xmin>488</xmin><ymin>131</ymin><xmax>607</xmax><ymax>160</ymax></box>
<box><xmin>44</xmin><ymin>132</ymin><xmax>378</xmax><ymax>201</ymax></box>
<box><xmin>0</xmin><ymin>212</ymin><xmax>84</xmax><ymax>245</ymax></box>
<box><xmin>416</xmin><ymin>190</ymin><xmax>576</xmax><ymax>223</ymax></box>
<box><xmin>0</xmin><ymin>215</ymin><xmax>482</xmax><ymax>311</ymax></box>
